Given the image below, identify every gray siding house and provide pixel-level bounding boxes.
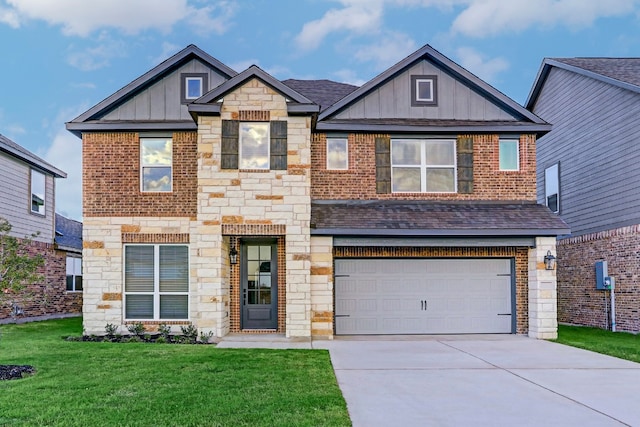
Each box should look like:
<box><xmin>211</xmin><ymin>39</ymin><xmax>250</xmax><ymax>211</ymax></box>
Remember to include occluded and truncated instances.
<box><xmin>526</xmin><ymin>58</ymin><xmax>640</xmax><ymax>332</ymax></box>
<box><xmin>0</xmin><ymin>134</ymin><xmax>82</xmax><ymax>320</ymax></box>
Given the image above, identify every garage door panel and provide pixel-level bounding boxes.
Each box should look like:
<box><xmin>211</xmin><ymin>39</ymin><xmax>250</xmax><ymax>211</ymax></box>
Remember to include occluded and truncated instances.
<box><xmin>335</xmin><ymin>259</ymin><xmax>513</xmax><ymax>335</ymax></box>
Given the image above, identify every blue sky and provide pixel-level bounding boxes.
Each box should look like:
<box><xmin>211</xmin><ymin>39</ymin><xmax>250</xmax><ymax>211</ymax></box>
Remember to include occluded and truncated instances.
<box><xmin>1</xmin><ymin>0</ymin><xmax>639</xmax><ymax>220</ymax></box>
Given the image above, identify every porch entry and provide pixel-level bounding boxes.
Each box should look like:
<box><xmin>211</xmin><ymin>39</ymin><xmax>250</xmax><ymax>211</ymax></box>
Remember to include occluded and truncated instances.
<box><xmin>241</xmin><ymin>239</ymin><xmax>278</xmax><ymax>329</ymax></box>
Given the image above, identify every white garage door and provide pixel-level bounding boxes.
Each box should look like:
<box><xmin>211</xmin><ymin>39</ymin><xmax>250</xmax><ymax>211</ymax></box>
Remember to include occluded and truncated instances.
<box><xmin>335</xmin><ymin>258</ymin><xmax>513</xmax><ymax>335</ymax></box>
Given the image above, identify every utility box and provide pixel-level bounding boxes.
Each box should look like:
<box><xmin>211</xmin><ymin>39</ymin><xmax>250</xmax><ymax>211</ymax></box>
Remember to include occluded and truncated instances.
<box><xmin>595</xmin><ymin>260</ymin><xmax>608</xmax><ymax>290</ymax></box>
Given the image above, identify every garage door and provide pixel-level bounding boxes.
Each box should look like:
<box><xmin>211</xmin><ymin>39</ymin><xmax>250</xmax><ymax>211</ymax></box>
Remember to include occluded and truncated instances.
<box><xmin>335</xmin><ymin>258</ymin><xmax>513</xmax><ymax>335</ymax></box>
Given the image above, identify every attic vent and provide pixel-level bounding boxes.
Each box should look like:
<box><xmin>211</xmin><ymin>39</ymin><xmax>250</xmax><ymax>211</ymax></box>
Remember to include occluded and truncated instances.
<box><xmin>239</xmin><ymin>110</ymin><xmax>270</xmax><ymax>121</ymax></box>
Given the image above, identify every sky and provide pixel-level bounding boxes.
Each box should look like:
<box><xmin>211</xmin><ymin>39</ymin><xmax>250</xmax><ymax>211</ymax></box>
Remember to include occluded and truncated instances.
<box><xmin>1</xmin><ymin>0</ymin><xmax>639</xmax><ymax>221</ymax></box>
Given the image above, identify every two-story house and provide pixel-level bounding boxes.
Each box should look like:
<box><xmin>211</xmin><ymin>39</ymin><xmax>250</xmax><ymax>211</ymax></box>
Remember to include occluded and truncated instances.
<box><xmin>0</xmin><ymin>134</ymin><xmax>82</xmax><ymax>320</ymax></box>
<box><xmin>67</xmin><ymin>44</ymin><xmax>567</xmax><ymax>340</ymax></box>
<box><xmin>527</xmin><ymin>58</ymin><xmax>640</xmax><ymax>333</ymax></box>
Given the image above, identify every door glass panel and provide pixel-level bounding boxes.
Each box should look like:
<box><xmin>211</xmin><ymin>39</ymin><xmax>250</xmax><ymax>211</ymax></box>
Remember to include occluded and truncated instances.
<box><xmin>246</xmin><ymin>244</ymin><xmax>273</xmax><ymax>305</ymax></box>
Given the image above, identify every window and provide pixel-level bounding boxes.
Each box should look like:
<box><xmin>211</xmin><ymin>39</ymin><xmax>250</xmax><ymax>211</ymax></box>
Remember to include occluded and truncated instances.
<box><xmin>391</xmin><ymin>139</ymin><xmax>456</xmax><ymax>193</ymax></box>
<box><xmin>180</xmin><ymin>73</ymin><xmax>208</xmax><ymax>103</ymax></box>
<box><xmin>141</xmin><ymin>137</ymin><xmax>172</xmax><ymax>192</ymax></box>
<box><xmin>239</xmin><ymin>122</ymin><xmax>270</xmax><ymax>169</ymax></box>
<box><xmin>66</xmin><ymin>256</ymin><xmax>82</xmax><ymax>291</ymax></box>
<box><xmin>545</xmin><ymin>163</ymin><xmax>560</xmax><ymax>213</ymax></box>
<box><xmin>499</xmin><ymin>139</ymin><xmax>519</xmax><ymax>171</ymax></box>
<box><xmin>124</xmin><ymin>245</ymin><xmax>189</xmax><ymax>320</ymax></box>
<box><xmin>327</xmin><ymin>138</ymin><xmax>348</xmax><ymax>170</ymax></box>
<box><xmin>30</xmin><ymin>169</ymin><xmax>46</xmax><ymax>214</ymax></box>
<box><xmin>411</xmin><ymin>75</ymin><xmax>438</xmax><ymax>106</ymax></box>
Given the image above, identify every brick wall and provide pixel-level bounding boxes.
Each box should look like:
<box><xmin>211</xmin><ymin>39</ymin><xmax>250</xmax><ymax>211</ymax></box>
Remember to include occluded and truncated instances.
<box><xmin>311</xmin><ymin>133</ymin><xmax>537</xmax><ymax>201</ymax></box>
<box><xmin>333</xmin><ymin>246</ymin><xmax>530</xmax><ymax>334</ymax></box>
<box><xmin>557</xmin><ymin>225</ymin><xmax>640</xmax><ymax>332</ymax></box>
<box><xmin>0</xmin><ymin>239</ymin><xmax>82</xmax><ymax>320</ymax></box>
<box><xmin>83</xmin><ymin>131</ymin><xmax>197</xmax><ymax>217</ymax></box>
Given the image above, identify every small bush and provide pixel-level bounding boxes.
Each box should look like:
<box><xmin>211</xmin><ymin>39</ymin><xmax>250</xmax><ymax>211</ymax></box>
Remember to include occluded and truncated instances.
<box><xmin>127</xmin><ymin>322</ymin><xmax>146</xmax><ymax>337</ymax></box>
<box><xmin>180</xmin><ymin>325</ymin><xmax>198</xmax><ymax>343</ymax></box>
<box><xmin>158</xmin><ymin>323</ymin><xmax>171</xmax><ymax>339</ymax></box>
<box><xmin>105</xmin><ymin>323</ymin><xmax>118</xmax><ymax>336</ymax></box>
<box><xmin>199</xmin><ymin>331</ymin><xmax>214</xmax><ymax>343</ymax></box>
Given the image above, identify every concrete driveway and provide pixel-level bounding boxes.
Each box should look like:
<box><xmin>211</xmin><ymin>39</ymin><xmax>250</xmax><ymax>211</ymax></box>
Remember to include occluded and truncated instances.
<box><xmin>313</xmin><ymin>335</ymin><xmax>640</xmax><ymax>427</ymax></box>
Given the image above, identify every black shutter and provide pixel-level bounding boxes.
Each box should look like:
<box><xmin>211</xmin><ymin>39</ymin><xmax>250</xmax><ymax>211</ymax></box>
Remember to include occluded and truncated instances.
<box><xmin>375</xmin><ymin>136</ymin><xmax>391</xmax><ymax>194</ymax></box>
<box><xmin>221</xmin><ymin>120</ymin><xmax>239</xmax><ymax>169</ymax></box>
<box><xmin>457</xmin><ymin>136</ymin><xmax>473</xmax><ymax>194</ymax></box>
<box><xmin>270</xmin><ymin>120</ymin><xmax>287</xmax><ymax>170</ymax></box>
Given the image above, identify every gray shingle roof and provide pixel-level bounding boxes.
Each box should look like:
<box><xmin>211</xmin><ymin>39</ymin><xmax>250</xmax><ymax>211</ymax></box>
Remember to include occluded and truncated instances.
<box><xmin>0</xmin><ymin>134</ymin><xmax>66</xmax><ymax>178</ymax></box>
<box><xmin>311</xmin><ymin>200</ymin><xmax>569</xmax><ymax>236</ymax></box>
<box><xmin>553</xmin><ymin>58</ymin><xmax>640</xmax><ymax>87</ymax></box>
<box><xmin>55</xmin><ymin>213</ymin><xmax>82</xmax><ymax>252</ymax></box>
<box><xmin>282</xmin><ymin>79</ymin><xmax>358</xmax><ymax>111</ymax></box>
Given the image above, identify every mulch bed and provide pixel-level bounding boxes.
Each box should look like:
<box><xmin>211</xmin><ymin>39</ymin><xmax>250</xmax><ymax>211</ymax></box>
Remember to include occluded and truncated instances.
<box><xmin>0</xmin><ymin>365</ymin><xmax>35</xmax><ymax>381</ymax></box>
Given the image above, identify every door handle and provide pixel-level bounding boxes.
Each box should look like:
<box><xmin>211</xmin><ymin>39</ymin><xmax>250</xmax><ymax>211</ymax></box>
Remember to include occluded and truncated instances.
<box><xmin>243</xmin><ymin>289</ymin><xmax>247</xmax><ymax>305</ymax></box>
<box><xmin>335</xmin><ymin>314</ymin><xmax>351</xmax><ymax>318</ymax></box>
<box><xmin>497</xmin><ymin>313</ymin><xmax>511</xmax><ymax>316</ymax></box>
<box><xmin>421</xmin><ymin>300</ymin><xmax>428</xmax><ymax>310</ymax></box>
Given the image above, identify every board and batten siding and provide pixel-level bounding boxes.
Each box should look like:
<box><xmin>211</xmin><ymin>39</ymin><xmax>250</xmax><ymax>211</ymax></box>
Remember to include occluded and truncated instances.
<box><xmin>334</xmin><ymin>59</ymin><xmax>516</xmax><ymax>121</ymax></box>
<box><xmin>102</xmin><ymin>58</ymin><xmax>229</xmax><ymax>122</ymax></box>
<box><xmin>533</xmin><ymin>67</ymin><xmax>640</xmax><ymax>236</ymax></box>
<box><xmin>0</xmin><ymin>151</ymin><xmax>55</xmax><ymax>242</ymax></box>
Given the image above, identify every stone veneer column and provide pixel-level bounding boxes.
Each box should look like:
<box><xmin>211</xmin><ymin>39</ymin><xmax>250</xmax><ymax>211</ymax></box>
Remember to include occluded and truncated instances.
<box><xmin>310</xmin><ymin>236</ymin><xmax>334</xmax><ymax>338</ymax></box>
<box><xmin>528</xmin><ymin>236</ymin><xmax>558</xmax><ymax>339</ymax></box>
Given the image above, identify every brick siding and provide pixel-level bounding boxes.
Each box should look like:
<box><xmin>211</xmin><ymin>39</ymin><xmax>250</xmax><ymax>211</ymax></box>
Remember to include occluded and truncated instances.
<box><xmin>311</xmin><ymin>133</ymin><xmax>537</xmax><ymax>201</ymax></box>
<box><xmin>83</xmin><ymin>132</ymin><xmax>197</xmax><ymax>217</ymax></box>
<box><xmin>557</xmin><ymin>225</ymin><xmax>640</xmax><ymax>332</ymax></box>
<box><xmin>0</xmin><ymin>239</ymin><xmax>82</xmax><ymax>320</ymax></box>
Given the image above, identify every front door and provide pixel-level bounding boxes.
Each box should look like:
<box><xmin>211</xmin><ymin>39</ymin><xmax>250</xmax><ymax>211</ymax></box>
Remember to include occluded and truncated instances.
<box><xmin>241</xmin><ymin>240</ymin><xmax>278</xmax><ymax>329</ymax></box>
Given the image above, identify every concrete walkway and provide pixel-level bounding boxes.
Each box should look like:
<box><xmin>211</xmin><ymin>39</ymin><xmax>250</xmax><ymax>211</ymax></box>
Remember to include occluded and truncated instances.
<box><xmin>313</xmin><ymin>336</ymin><xmax>640</xmax><ymax>427</ymax></box>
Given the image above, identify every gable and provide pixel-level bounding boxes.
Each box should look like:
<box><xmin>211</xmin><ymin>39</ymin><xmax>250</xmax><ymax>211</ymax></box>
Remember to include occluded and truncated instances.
<box><xmin>101</xmin><ymin>58</ymin><xmax>230</xmax><ymax>122</ymax></box>
<box><xmin>334</xmin><ymin>58</ymin><xmax>516</xmax><ymax>121</ymax></box>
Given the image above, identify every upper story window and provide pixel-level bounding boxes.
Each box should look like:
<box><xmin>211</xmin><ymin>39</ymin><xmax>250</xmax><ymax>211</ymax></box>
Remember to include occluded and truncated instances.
<box><xmin>545</xmin><ymin>163</ymin><xmax>560</xmax><ymax>213</ymax></box>
<box><xmin>30</xmin><ymin>169</ymin><xmax>46</xmax><ymax>215</ymax></box>
<box><xmin>180</xmin><ymin>73</ymin><xmax>208</xmax><ymax>103</ymax></box>
<box><xmin>499</xmin><ymin>139</ymin><xmax>519</xmax><ymax>171</ymax></box>
<box><xmin>124</xmin><ymin>244</ymin><xmax>189</xmax><ymax>320</ymax></box>
<box><xmin>141</xmin><ymin>137</ymin><xmax>172</xmax><ymax>192</ymax></box>
<box><xmin>391</xmin><ymin>139</ymin><xmax>456</xmax><ymax>193</ymax></box>
<box><xmin>411</xmin><ymin>75</ymin><xmax>438</xmax><ymax>106</ymax></box>
<box><xmin>327</xmin><ymin>138</ymin><xmax>348</xmax><ymax>170</ymax></box>
<box><xmin>66</xmin><ymin>256</ymin><xmax>82</xmax><ymax>292</ymax></box>
<box><xmin>240</xmin><ymin>122</ymin><xmax>270</xmax><ymax>169</ymax></box>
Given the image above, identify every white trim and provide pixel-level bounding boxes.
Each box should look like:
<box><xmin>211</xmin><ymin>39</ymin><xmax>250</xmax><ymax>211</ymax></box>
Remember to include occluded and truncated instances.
<box><xmin>499</xmin><ymin>139</ymin><xmax>520</xmax><ymax>171</ymax></box>
<box><xmin>415</xmin><ymin>78</ymin><xmax>434</xmax><ymax>102</ymax></box>
<box><xmin>545</xmin><ymin>163</ymin><xmax>560</xmax><ymax>213</ymax></box>
<box><xmin>326</xmin><ymin>137</ymin><xmax>348</xmax><ymax>170</ymax></box>
<box><xmin>391</xmin><ymin>139</ymin><xmax>457</xmax><ymax>193</ymax></box>
<box><xmin>185</xmin><ymin>76</ymin><xmax>203</xmax><ymax>100</ymax></box>
<box><xmin>140</xmin><ymin>137</ymin><xmax>173</xmax><ymax>193</ymax></box>
<box><xmin>239</xmin><ymin>122</ymin><xmax>270</xmax><ymax>170</ymax></box>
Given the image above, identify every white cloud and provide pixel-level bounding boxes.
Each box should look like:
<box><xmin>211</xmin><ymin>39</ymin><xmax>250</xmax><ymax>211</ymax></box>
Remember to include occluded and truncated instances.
<box><xmin>295</xmin><ymin>0</ymin><xmax>385</xmax><ymax>51</ymax></box>
<box><xmin>151</xmin><ymin>42</ymin><xmax>182</xmax><ymax>66</ymax></box>
<box><xmin>455</xmin><ymin>47</ymin><xmax>509</xmax><ymax>83</ymax></box>
<box><xmin>353</xmin><ymin>31</ymin><xmax>417</xmax><ymax>70</ymax></box>
<box><xmin>66</xmin><ymin>33</ymin><xmax>128</xmax><ymax>71</ymax></box>
<box><xmin>70</xmin><ymin>82</ymin><xmax>97</xmax><ymax>89</ymax></box>
<box><xmin>451</xmin><ymin>0</ymin><xmax>638</xmax><ymax>38</ymax></box>
<box><xmin>229</xmin><ymin>59</ymin><xmax>260</xmax><ymax>72</ymax></box>
<box><xmin>2</xmin><ymin>0</ymin><xmax>235</xmax><ymax>37</ymax></box>
<box><xmin>332</xmin><ymin>69</ymin><xmax>367</xmax><ymax>86</ymax></box>
<box><xmin>43</xmin><ymin>128</ymin><xmax>82</xmax><ymax>221</ymax></box>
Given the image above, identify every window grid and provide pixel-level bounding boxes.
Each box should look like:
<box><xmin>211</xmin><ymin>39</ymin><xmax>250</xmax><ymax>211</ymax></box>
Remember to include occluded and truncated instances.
<box><xmin>66</xmin><ymin>256</ymin><xmax>82</xmax><ymax>292</ymax></box>
<box><xmin>391</xmin><ymin>139</ymin><xmax>457</xmax><ymax>193</ymax></box>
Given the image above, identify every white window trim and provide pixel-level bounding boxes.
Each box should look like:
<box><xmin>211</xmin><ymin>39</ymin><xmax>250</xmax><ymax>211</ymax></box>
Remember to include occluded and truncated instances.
<box><xmin>326</xmin><ymin>137</ymin><xmax>348</xmax><ymax>170</ymax></box>
<box><xmin>499</xmin><ymin>139</ymin><xmax>520</xmax><ymax>171</ymax></box>
<box><xmin>30</xmin><ymin>169</ymin><xmax>46</xmax><ymax>215</ymax></box>
<box><xmin>140</xmin><ymin>137</ymin><xmax>173</xmax><ymax>193</ymax></box>
<box><xmin>239</xmin><ymin>122</ymin><xmax>270</xmax><ymax>170</ymax></box>
<box><xmin>185</xmin><ymin>76</ymin><xmax>203</xmax><ymax>100</ymax></box>
<box><xmin>415</xmin><ymin>79</ymin><xmax>434</xmax><ymax>102</ymax></box>
<box><xmin>123</xmin><ymin>244</ymin><xmax>190</xmax><ymax>321</ymax></box>
<box><xmin>391</xmin><ymin>139</ymin><xmax>457</xmax><ymax>193</ymax></box>
<box><xmin>66</xmin><ymin>255</ymin><xmax>82</xmax><ymax>292</ymax></box>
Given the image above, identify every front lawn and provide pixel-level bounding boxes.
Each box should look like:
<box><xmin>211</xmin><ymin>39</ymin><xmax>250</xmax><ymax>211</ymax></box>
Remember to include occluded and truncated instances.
<box><xmin>555</xmin><ymin>324</ymin><xmax>640</xmax><ymax>363</ymax></box>
<box><xmin>0</xmin><ymin>318</ymin><xmax>351</xmax><ymax>427</ymax></box>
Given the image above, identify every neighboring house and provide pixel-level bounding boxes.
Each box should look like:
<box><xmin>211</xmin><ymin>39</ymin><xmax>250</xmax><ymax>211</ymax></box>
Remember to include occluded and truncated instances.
<box><xmin>527</xmin><ymin>58</ymin><xmax>640</xmax><ymax>333</ymax></box>
<box><xmin>0</xmin><ymin>134</ymin><xmax>82</xmax><ymax>320</ymax></box>
<box><xmin>55</xmin><ymin>213</ymin><xmax>83</xmax><ymax>294</ymax></box>
<box><xmin>66</xmin><ymin>44</ymin><xmax>567</xmax><ymax>340</ymax></box>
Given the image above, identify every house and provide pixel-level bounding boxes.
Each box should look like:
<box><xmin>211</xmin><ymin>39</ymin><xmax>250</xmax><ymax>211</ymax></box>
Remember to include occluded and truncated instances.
<box><xmin>526</xmin><ymin>58</ymin><xmax>640</xmax><ymax>333</ymax></box>
<box><xmin>66</xmin><ymin>44</ymin><xmax>568</xmax><ymax>340</ymax></box>
<box><xmin>0</xmin><ymin>134</ymin><xmax>82</xmax><ymax>320</ymax></box>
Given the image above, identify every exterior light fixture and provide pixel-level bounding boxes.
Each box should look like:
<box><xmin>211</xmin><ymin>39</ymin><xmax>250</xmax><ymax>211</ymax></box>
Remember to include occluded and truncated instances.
<box><xmin>229</xmin><ymin>244</ymin><xmax>238</xmax><ymax>265</ymax></box>
<box><xmin>544</xmin><ymin>250</ymin><xmax>556</xmax><ymax>270</ymax></box>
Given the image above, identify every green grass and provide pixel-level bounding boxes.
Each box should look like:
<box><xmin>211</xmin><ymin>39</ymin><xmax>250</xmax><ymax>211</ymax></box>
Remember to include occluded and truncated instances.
<box><xmin>0</xmin><ymin>318</ymin><xmax>351</xmax><ymax>427</ymax></box>
<box><xmin>554</xmin><ymin>324</ymin><xmax>640</xmax><ymax>363</ymax></box>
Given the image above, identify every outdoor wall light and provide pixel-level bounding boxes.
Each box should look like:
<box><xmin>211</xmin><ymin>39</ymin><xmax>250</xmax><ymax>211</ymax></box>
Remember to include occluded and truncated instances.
<box><xmin>229</xmin><ymin>244</ymin><xmax>238</xmax><ymax>265</ymax></box>
<box><xmin>544</xmin><ymin>250</ymin><xmax>556</xmax><ymax>270</ymax></box>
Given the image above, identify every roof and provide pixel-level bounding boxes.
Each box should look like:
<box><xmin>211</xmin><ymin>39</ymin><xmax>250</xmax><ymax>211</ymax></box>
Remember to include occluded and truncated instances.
<box><xmin>315</xmin><ymin>119</ymin><xmax>551</xmax><ymax>134</ymax></box>
<box><xmin>66</xmin><ymin>44</ymin><xmax>237</xmax><ymax>136</ymax></box>
<box><xmin>311</xmin><ymin>200</ymin><xmax>570</xmax><ymax>237</ymax></box>
<box><xmin>526</xmin><ymin>58</ymin><xmax>640</xmax><ymax>109</ymax></box>
<box><xmin>319</xmin><ymin>44</ymin><xmax>549</xmax><ymax>131</ymax></box>
<box><xmin>189</xmin><ymin>65</ymin><xmax>320</xmax><ymax>118</ymax></box>
<box><xmin>282</xmin><ymin>79</ymin><xmax>358</xmax><ymax>112</ymax></box>
<box><xmin>0</xmin><ymin>134</ymin><xmax>66</xmax><ymax>178</ymax></box>
<box><xmin>55</xmin><ymin>213</ymin><xmax>82</xmax><ymax>252</ymax></box>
